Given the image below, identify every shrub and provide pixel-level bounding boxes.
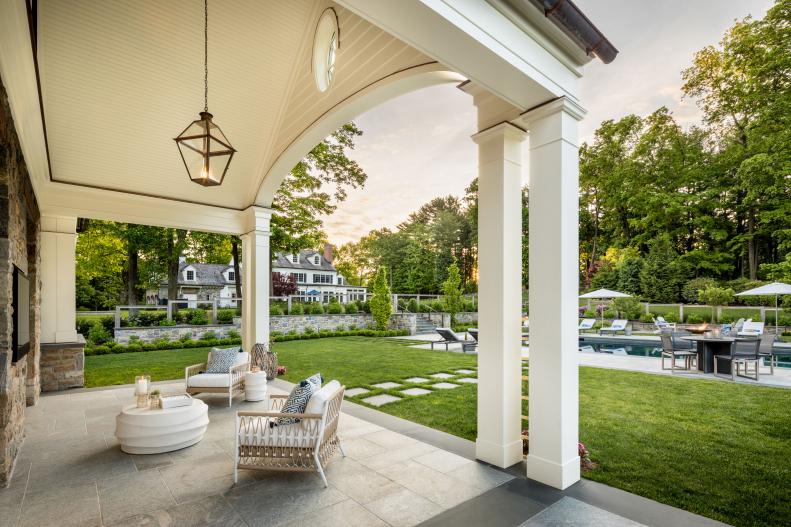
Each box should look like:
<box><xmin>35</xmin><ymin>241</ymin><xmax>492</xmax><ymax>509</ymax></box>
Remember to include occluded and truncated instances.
<box><xmin>430</xmin><ymin>300</ymin><xmax>445</xmax><ymax>312</ymax></box>
<box><xmin>304</xmin><ymin>326</ymin><xmax>316</xmax><ymax>334</ymax></box>
<box><xmin>603</xmin><ymin>309</ymin><xmax>617</xmax><ymax>319</ymax></box>
<box><xmin>289</xmin><ymin>303</ymin><xmax>304</xmax><ymax>315</ymax></box>
<box><xmin>663</xmin><ymin>312</ymin><xmax>679</xmax><ymax>323</ymax></box>
<box><xmin>407</xmin><ymin>299</ymin><xmax>419</xmax><ymax>313</ymax></box>
<box><xmin>129</xmin><ymin>335</ymin><xmax>140</xmax><ymax>343</ymax></box>
<box><xmin>200</xmin><ymin>331</ymin><xmax>217</xmax><ymax>341</ymax></box>
<box><xmin>344</xmin><ymin>302</ymin><xmax>358</xmax><ymax>314</ymax></box>
<box><xmin>186</xmin><ymin>308</ymin><xmax>209</xmax><ymax>325</ymax></box>
<box><xmin>583</xmin><ymin>310</ymin><xmax>598</xmax><ymax>318</ymax></box>
<box><xmin>217</xmin><ymin>309</ymin><xmax>236</xmax><ymax>324</ymax></box>
<box><xmin>443</xmin><ymin>262</ymin><xmax>464</xmax><ymax>324</ymax></box>
<box><xmin>270</xmin><ymin>305</ymin><xmax>284</xmax><ymax>316</ymax></box>
<box><xmin>611</xmin><ymin>297</ymin><xmax>642</xmax><ymax>320</ymax></box>
<box><xmin>308</xmin><ymin>303</ymin><xmax>324</xmax><ymax>315</ymax></box>
<box><xmin>159</xmin><ymin>318</ymin><xmax>176</xmax><ymax>326</ymax></box>
<box><xmin>126</xmin><ymin>343</ymin><xmax>142</xmax><ymax>353</ymax></box>
<box><xmin>639</xmin><ymin>313</ymin><xmax>654</xmax><ymax>323</ymax></box>
<box><xmin>226</xmin><ymin>329</ymin><xmax>240</xmax><ymax>339</ymax></box>
<box><xmin>370</xmin><ymin>267</ymin><xmax>392</xmax><ymax>330</ymax></box>
<box><xmin>87</xmin><ymin>322</ymin><xmax>112</xmax><ymax>345</ymax></box>
<box><xmin>682</xmin><ymin>277</ymin><xmax>718</xmax><ymax>303</ymax></box>
<box><xmin>697</xmin><ymin>286</ymin><xmax>735</xmax><ymax>322</ymax></box>
<box><xmin>179</xmin><ymin>332</ymin><xmax>192</xmax><ymax>342</ymax></box>
<box><xmin>360</xmin><ymin>300</ymin><xmax>371</xmax><ymax>313</ymax></box>
<box><xmin>326</xmin><ymin>300</ymin><xmax>343</xmax><ymax>314</ymax></box>
<box><xmin>128</xmin><ymin>310</ymin><xmax>167</xmax><ymax>327</ymax></box>
<box><xmin>92</xmin><ymin>345</ymin><xmax>110</xmax><ymax>355</ymax></box>
<box><xmin>685</xmin><ymin>313</ymin><xmax>707</xmax><ymax>324</ymax></box>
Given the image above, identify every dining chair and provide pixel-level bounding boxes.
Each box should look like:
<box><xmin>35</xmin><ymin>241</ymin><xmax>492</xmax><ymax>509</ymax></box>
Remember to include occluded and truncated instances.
<box><xmin>660</xmin><ymin>334</ymin><xmax>697</xmax><ymax>373</ymax></box>
<box><xmin>714</xmin><ymin>338</ymin><xmax>760</xmax><ymax>381</ymax></box>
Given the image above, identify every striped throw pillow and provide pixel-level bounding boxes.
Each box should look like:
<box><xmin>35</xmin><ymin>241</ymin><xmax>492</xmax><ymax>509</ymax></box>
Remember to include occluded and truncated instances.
<box><xmin>276</xmin><ymin>373</ymin><xmax>323</xmax><ymax>426</ymax></box>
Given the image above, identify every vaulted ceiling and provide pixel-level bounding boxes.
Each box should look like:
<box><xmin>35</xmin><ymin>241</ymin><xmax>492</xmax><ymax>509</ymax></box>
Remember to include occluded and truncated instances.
<box><xmin>37</xmin><ymin>0</ymin><xmax>434</xmax><ymax>210</ymax></box>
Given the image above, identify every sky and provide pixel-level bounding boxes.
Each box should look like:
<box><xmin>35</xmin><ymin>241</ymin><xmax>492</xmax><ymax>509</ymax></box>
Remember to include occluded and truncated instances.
<box><xmin>321</xmin><ymin>0</ymin><xmax>773</xmax><ymax>246</ymax></box>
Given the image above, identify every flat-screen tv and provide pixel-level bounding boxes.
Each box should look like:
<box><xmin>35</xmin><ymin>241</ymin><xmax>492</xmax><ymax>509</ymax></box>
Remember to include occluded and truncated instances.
<box><xmin>12</xmin><ymin>266</ymin><xmax>30</xmax><ymax>362</ymax></box>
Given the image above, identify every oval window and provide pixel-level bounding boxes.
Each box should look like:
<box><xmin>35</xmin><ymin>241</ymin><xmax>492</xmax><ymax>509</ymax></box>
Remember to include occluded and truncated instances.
<box><xmin>313</xmin><ymin>9</ymin><xmax>339</xmax><ymax>92</ymax></box>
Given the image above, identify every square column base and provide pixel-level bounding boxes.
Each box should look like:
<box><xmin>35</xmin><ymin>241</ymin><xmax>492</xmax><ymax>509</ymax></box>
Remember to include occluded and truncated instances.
<box><xmin>525</xmin><ymin>453</ymin><xmax>580</xmax><ymax>490</ymax></box>
<box><xmin>476</xmin><ymin>437</ymin><xmax>523</xmax><ymax>468</ymax></box>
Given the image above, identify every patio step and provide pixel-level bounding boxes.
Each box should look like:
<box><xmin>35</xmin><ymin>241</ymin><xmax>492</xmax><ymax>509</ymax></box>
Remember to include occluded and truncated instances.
<box><xmin>415</xmin><ymin>314</ymin><xmax>437</xmax><ymax>335</ymax></box>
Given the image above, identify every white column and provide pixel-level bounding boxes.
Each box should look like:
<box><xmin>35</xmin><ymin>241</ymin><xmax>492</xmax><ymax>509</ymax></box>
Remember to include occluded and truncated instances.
<box><xmin>40</xmin><ymin>215</ymin><xmax>78</xmax><ymax>343</ymax></box>
<box><xmin>522</xmin><ymin>97</ymin><xmax>585</xmax><ymax>490</ymax></box>
<box><xmin>241</xmin><ymin>207</ymin><xmax>271</xmax><ymax>352</ymax></box>
<box><xmin>473</xmin><ymin>122</ymin><xmax>527</xmax><ymax>468</ymax></box>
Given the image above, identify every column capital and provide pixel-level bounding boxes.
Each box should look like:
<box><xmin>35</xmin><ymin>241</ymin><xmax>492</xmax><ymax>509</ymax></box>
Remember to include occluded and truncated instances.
<box><xmin>517</xmin><ymin>96</ymin><xmax>586</xmax><ymax>126</ymax></box>
<box><xmin>242</xmin><ymin>206</ymin><xmax>272</xmax><ymax>234</ymax></box>
<box><xmin>471</xmin><ymin>122</ymin><xmax>527</xmax><ymax>145</ymax></box>
<box><xmin>40</xmin><ymin>215</ymin><xmax>77</xmax><ymax>234</ymax></box>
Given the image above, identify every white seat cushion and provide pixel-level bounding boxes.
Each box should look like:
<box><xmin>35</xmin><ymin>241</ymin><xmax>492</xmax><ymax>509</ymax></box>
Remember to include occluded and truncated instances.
<box><xmin>305</xmin><ymin>380</ymin><xmax>341</xmax><ymax>415</ymax></box>
<box><xmin>188</xmin><ymin>373</ymin><xmax>230</xmax><ymax>388</ymax></box>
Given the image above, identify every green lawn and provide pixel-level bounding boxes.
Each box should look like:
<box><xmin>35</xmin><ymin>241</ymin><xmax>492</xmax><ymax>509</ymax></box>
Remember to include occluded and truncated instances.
<box><xmin>84</xmin><ymin>337</ymin><xmax>791</xmax><ymax>526</ymax></box>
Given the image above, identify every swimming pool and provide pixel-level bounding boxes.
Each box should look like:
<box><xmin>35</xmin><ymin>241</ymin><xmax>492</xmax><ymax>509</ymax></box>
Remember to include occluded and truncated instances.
<box><xmin>578</xmin><ymin>337</ymin><xmax>791</xmax><ymax>368</ymax></box>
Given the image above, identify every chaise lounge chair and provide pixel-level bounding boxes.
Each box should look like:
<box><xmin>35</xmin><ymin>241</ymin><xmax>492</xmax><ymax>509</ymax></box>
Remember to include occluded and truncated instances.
<box><xmin>599</xmin><ymin>319</ymin><xmax>628</xmax><ymax>335</ymax></box>
<box><xmin>738</xmin><ymin>320</ymin><xmax>764</xmax><ymax>337</ymax></box>
<box><xmin>653</xmin><ymin>316</ymin><xmax>676</xmax><ymax>333</ymax></box>
<box><xmin>578</xmin><ymin>318</ymin><xmax>596</xmax><ymax>333</ymax></box>
<box><xmin>432</xmin><ymin>328</ymin><xmax>477</xmax><ymax>352</ymax></box>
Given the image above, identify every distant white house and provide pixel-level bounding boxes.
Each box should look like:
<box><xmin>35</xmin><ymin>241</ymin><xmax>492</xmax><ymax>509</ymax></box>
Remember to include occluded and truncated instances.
<box><xmin>147</xmin><ymin>245</ymin><xmax>366</xmax><ymax>306</ymax></box>
<box><xmin>272</xmin><ymin>245</ymin><xmax>367</xmax><ymax>303</ymax></box>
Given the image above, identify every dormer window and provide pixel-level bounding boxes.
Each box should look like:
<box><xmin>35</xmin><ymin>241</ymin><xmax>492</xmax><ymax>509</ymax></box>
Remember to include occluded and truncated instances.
<box><xmin>186</xmin><ymin>270</ymin><xmax>195</xmax><ymax>281</ymax></box>
<box><xmin>314</xmin><ymin>255</ymin><xmax>320</xmax><ymax>265</ymax></box>
<box><xmin>291</xmin><ymin>254</ymin><xmax>299</xmax><ymax>264</ymax></box>
<box><xmin>227</xmin><ymin>271</ymin><xmax>235</xmax><ymax>282</ymax></box>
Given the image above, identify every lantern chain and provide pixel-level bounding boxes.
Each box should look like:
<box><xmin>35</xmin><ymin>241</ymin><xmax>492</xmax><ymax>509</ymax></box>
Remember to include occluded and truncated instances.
<box><xmin>204</xmin><ymin>0</ymin><xmax>208</xmax><ymax>112</ymax></box>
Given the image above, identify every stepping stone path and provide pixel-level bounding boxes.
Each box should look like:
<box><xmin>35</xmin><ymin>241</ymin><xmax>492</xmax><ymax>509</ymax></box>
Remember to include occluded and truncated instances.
<box><xmin>400</xmin><ymin>388</ymin><xmax>432</xmax><ymax>397</ymax></box>
<box><xmin>430</xmin><ymin>373</ymin><xmax>455</xmax><ymax>379</ymax></box>
<box><xmin>372</xmin><ymin>382</ymin><xmax>402</xmax><ymax>389</ymax></box>
<box><xmin>456</xmin><ymin>377</ymin><xmax>478</xmax><ymax>384</ymax></box>
<box><xmin>361</xmin><ymin>394</ymin><xmax>401</xmax><ymax>407</ymax></box>
<box><xmin>404</xmin><ymin>377</ymin><xmax>429</xmax><ymax>383</ymax></box>
<box><xmin>455</xmin><ymin>369</ymin><xmax>475</xmax><ymax>375</ymax></box>
<box><xmin>431</xmin><ymin>382</ymin><xmax>460</xmax><ymax>389</ymax></box>
<box><xmin>344</xmin><ymin>387</ymin><xmax>370</xmax><ymax>397</ymax></box>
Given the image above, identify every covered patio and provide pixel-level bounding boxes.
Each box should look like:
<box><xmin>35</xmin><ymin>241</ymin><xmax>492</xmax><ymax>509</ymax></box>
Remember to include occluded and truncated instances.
<box><xmin>0</xmin><ymin>0</ymin><xmax>683</xmax><ymax>525</ymax></box>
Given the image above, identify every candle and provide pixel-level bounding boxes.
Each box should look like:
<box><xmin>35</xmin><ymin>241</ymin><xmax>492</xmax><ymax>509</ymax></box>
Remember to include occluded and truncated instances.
<box><xmin>135</xmin><ymin>377</ymin><xmax>149</xmax><ymax>395</ymax></box>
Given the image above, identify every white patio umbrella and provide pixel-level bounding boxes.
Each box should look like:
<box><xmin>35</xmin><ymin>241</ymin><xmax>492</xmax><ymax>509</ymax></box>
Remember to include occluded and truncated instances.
<box><xmin>735</xmin><ymin>282</ymin><xmax>791</xmax><ymax>335</ymax></box>
<box><xmin>579</xmin><ymin>288</ymin><xmax>631</xmax><ymax>325</ymax></box>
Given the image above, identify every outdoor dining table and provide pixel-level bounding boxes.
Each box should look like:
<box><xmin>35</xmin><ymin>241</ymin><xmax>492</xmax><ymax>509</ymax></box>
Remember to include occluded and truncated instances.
<box><xmin>681</xmin><ymin>335</ymin><xmax>737</xmax><ymax>374</ymax></box>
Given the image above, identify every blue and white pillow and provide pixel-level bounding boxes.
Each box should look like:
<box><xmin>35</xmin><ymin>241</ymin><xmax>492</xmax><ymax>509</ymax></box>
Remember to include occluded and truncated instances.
<box><xmin>276</xmin><ymin>373</ymin><xmax>323</xmax><ymax>426</ymax></box>
<box><xmin>205</xmin><ymin>347</ymin><xmax>239</xmax><ymax>373</ymax></box>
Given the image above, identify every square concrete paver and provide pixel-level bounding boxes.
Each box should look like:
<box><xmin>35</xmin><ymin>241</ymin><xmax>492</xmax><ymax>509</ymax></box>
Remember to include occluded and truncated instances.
<box><xmin>431</xmin><ymin>382</ymin><xmax>460</xmax><ymax>389</ymax></box>
<box><xmin>400</xmin><ymin>388</ymin><xmax>432</xmax><ymax>397</ymax></box>
<box><xmin>455</xmin><ymin>369</ymin><xmax>475</xmax><ymax>374</ymax></box>
<box><xmin>361</xmin><ymin>394</ymin><xmax>402</xmax><ymax>406</ymax></box>
<box><xmin>372</xmin><ymin>382</ymin><xmax>402</xmax><ymax>390</ymax></box>
<box><xmin>404</xmin><ymin>377</ymin><xmax>430</xmax><ymax>383</ymax></box>
<box><xmin>430</xmin><ymin>373</ymin><xmax>455</xmax><ymax>379</ymax></box>
<box><xmin>456</xmin><ymin>377</ymin><xmax>478</xmax><ymax>384</ymax></box>
<box><xmin>345</xmin><ymin>387</ymin><xmax>371</xmax><ymax>397</ymax></box>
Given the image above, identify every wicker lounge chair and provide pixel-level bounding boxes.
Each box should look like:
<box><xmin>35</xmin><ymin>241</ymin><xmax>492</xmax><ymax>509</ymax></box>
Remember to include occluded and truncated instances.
<box><xmin>185</xmin><ymin>349</ymin><xmax>249</xmax><ymax>406</ymax></box>
<box><xmin>234</xmin><ymin>382</ymin><xmax>345</xmax><ymax>487</ymax></box>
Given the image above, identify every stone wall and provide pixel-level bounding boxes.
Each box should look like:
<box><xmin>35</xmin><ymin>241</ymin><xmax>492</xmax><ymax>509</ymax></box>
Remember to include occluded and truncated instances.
<box><xmin>115</xmin><ymin>312</ymin><xmax>423</xmax><ymax>343</ymax></box>
<box><xmin>0</xmin><ymin>76</ymin><xmax>42</xmax><ymax>486</ymax></box>
<box><xmin>40</xmin><ymin>339</ymin><xmax>86</xmax><ymax>392</ymax></box>
<box><xmin>114</xmin><ymin>324</ymin><xmax>240</xmax><ymax>344</ymax></box>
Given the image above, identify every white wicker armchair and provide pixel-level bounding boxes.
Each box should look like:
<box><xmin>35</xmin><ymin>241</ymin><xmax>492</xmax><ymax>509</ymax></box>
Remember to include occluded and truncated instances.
<box><xmin>234</xmin><ymin>382</ymin><xmax>345</xmax><ymax>487</ymax></box>
<box><xmin>185</xmin><ymin>350</ymin><xmax>249</xmax><ymax>406</ymax></box>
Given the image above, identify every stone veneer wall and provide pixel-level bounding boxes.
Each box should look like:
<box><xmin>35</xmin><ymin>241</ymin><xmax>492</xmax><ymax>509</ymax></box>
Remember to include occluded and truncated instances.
<box><xmin>454</xmin><ymin>312</ymin><xmax>478</xmax><ymax>324</ymax></box>
<box><xmin>0</xmin><ymin>76</ymin><xmax>42</xmax><ymax>486</ymax></box>
<box><xmin>40</xmin><ymin>339</ymin><xmax>86</xmax><ymax>392</ymax></box>
<box><xmin>114</xmin><ymin>324</ymin><xmax>241</xmax><ymax>344</ymax></box>
<box><xmin>116</xmin><ymin>313</ymin><xmax>422</xmax><ymax>343</ymax></box>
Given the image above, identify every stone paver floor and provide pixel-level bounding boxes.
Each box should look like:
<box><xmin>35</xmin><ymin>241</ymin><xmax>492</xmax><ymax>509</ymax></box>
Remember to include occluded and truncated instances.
<box><xmin>404</xmin><ymin>377</ymin><xmax>430</xmax><ymax>383</ymax></box>
<box><xmin>430</xmin><ymin>373</ymin><xmax>455</xmax><ymax>379</ymax></box>
<box><xmin>0</xmin><ymin>382</ymin><xmax>514</xmax><ymax>527</ymax></box>
<box><xmin>454</xmin><ymin>369</ymin><xmax>475</xmax><ymax>375</ymax></box>
<box><xmin>456</xmin><ymin>378</ymin><xmax>478</xmax><ymax>384</ymax></box>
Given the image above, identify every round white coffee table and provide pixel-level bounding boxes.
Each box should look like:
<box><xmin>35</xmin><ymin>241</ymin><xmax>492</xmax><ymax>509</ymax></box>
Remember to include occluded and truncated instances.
<box><xmin>245</xmin><ymin>371</ymin><xmax>268</xmax><ymax>402</ymax></box>
<box><xmin>115</xmin><ymin>399</ymin><xmax>209</xmax><ymax>454</ymax></box>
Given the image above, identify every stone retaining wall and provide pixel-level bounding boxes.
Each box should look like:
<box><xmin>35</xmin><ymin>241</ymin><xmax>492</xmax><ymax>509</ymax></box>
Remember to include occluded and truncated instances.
<box><xmin>115</xmin><ymin>313</ymin><xmax>424</xmax><ymax>343</ymax></box>
<box><xmin>40</xmin><ymin>339</ymin><xmax>85</xmax><ymax>392</ymax></box>
<box><xmin>114</xmin><ymin>324</ymin><xmax>240</xmax><ymax>344</ymax></box>
<box><xmin>454</xmin><ymin>312</ymin><xmax>478</xmax><ymax>324</ymax></box>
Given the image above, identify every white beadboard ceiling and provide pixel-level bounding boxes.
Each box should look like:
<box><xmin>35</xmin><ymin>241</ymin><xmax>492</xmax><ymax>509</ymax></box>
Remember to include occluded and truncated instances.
<box><xmin>37</xmin><ymin>0</ymin><xmax>433</xmax><ymax>210</ymax></box>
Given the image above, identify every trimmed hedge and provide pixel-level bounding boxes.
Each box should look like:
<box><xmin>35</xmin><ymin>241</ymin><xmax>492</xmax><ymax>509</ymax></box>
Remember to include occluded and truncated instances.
<box><xmin>270</xmin><ymin>328</ymin><xmax>409</xmax><ymax>342</ymax></box>
<box><xmin>85</xmin><ymin>337</ymin><xmax>242</xmax><ymax>356</ymax></box>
